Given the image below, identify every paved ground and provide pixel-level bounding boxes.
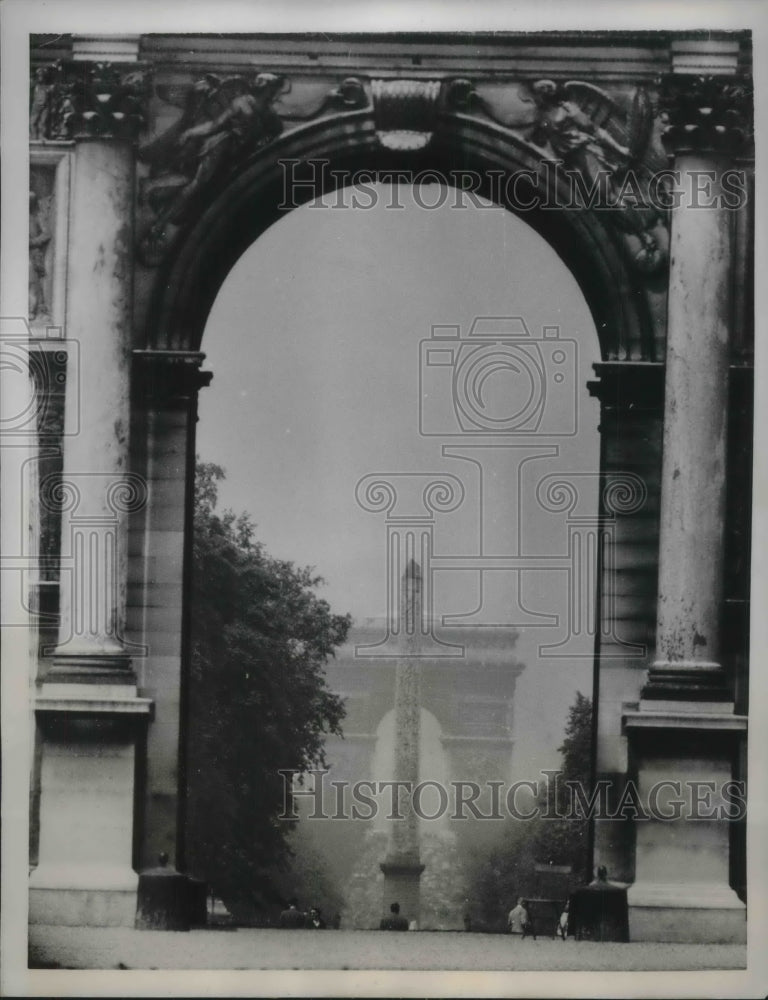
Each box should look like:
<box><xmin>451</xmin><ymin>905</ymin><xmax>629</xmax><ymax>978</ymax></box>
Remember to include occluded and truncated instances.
<box><xmin>28</xmin><ymin>924</ymin><xmax>747</xmax><ymax>971</ymax></box>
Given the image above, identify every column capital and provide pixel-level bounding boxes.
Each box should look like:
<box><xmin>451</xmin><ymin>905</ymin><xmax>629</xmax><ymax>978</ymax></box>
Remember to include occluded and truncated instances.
<box><xmin>30</xmin><ymin>60</ymin><xmax>152</xmax><ymax>142</ymax></box>
<box><xmin>134</xmin><ymin>350</ymin><xmax>213</xmax><ymax>404</ymax></box>
<box><xmin>587</xmin><ymin>361</ymin><xmax>665</xmax><ymax>413</ymax></box>
<box><xmin>657</xmin><ymin>73</ymin><xmax>753</xmax><ymax>159</ymax></box>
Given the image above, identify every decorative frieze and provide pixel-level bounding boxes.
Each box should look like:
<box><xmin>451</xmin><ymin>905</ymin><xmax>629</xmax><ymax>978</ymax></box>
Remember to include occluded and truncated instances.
<box><xmin>30</xmin><ymin>60</ymin><xmax>151</xmax><ymax>141</ymax></box>
<box><xmin>127</xmin><ymin>67</ymin><xmax>679</xmax><ymax>278</ymax></box>
<box><xmin>448</xmin><ymin>76</ymin><xmax>668</xmax><ymax>274</ymax></box>
<box><xmin>657</xmin><ymin>74</ymin><xmax>753</xmax><ymax>158</ymax></box>
<box><xmin>136</xmin><ymin>72</ymin><xmax>369</xmax><ymax>265</ymax></box>
<box><xmin>137</xmin><ymin>72</ymin><xmax>286</xmax><ymax>263</ymax></box>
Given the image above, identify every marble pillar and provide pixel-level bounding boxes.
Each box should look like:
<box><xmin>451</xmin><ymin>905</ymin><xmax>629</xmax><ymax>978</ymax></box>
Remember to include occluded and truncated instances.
<box><xmin>626</xmin><ymin>73</ymin><xmax>751</xmax><ymax>942</ymax></box>
<box><xmin>644</xmin><ymin>74</ymin><xmax>753</xmax><ymax>706</ymax></box>
<box><xmin>30</xmin><ymin>61</ymin><xmax>153</xmax><ymax>926</ymax></box>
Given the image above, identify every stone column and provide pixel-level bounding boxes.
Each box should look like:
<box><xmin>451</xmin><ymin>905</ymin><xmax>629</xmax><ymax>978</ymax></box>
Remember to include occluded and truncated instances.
<box><xmin>47</xmin><ymin>132</ymin><xmax>137</xmax><ymax>685</ymax></box>
<box><xmin>132</xmin><ymin>351</ymin><xmax>212</xmax><ymax>872</ymax></box>
<box><xmin>30</xmin><ymin>61</ymin><xmax>153</xmax><ymax>927</ymax></box>
<box><xmin>643</xmin><ymin>74</ymin><xmax>753</xmax><ymax>707</ymax></box>
<box><xmin>625</xmin><ymin>73</ymin><xmax>752</xmax><ymax>943</ymax></box>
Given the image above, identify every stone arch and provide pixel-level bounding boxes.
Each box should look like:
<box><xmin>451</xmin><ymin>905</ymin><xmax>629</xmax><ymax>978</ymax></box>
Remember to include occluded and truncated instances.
<box><xmin>143</xmin><ymin>113</ymin><xmax>655</xmax><ymax>361</ymax></box>
<box><xmin>26</xmin><ymin>33</ymin><xmax>751</xmax><ymax>942</ymax></box>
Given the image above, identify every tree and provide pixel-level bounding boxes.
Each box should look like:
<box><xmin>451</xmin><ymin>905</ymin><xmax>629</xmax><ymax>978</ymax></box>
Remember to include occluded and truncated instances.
<box><xmin>531</xmin><ymin>691</ymin><xmax>593</xmax><ymax>876</ymax></box>
<box><xmin>466</xmin><ymin>691</ymin><xmax>593</xmax><ymax>927</ymax></box>
<box><xmin>185</xmin><ymin>462</ymin><xmax>351</xmax><ymax>915</ymax></box>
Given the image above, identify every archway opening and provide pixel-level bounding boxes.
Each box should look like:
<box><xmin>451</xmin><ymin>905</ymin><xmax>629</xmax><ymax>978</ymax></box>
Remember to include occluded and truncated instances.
<box><xmin>187</xmin><ymin>180</ymin><xmax>602</xmax><ymax>925</ymax></box>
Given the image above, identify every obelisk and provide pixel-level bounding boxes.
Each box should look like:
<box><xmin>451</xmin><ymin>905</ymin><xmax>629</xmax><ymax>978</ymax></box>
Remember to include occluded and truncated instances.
<box><xmin>380</xmin><ymin>559</ymin><xmax>425</xmax><ymax>927</ymax></box>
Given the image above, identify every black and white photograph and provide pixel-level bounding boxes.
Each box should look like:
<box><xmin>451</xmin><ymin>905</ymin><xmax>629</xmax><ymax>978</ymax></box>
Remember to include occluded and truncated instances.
<box><xmin>1</xmin><ymin>1</ymin><xmax>766</xmax><ymax>996</ymax></box>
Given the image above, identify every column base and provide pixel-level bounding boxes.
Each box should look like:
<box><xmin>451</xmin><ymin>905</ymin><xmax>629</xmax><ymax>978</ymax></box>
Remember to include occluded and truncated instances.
<box><xmin>29</xmin><ymin>864</ymin><xmax>138</xmax><ymax>927</ymax></box>
<box><xmin>642</xmin><ymin>662</ymin><xmax>732</xmax><ymax>707</ymax></box>
<box><xmin>628</xmin><ymin>882</ymin><xmax>746</xmax><ymax>943</ymax></box>
<box><xmin>48</xmin><ymin>650</ymin><xmax>136</xmax><ymax>686</ymax></box>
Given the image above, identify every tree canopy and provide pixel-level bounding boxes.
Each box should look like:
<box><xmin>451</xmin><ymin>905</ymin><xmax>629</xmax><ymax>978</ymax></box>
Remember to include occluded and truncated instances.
<box><xmin>530</xmin><ymin>689</ymin><xmax>593</xmax><ymax>872</ymax></box>
<box><xmin>466</xmin><ymin>690</ymin><xmax>593</xmax><ymax>928</ymax></box>
<box><xmin>186</xmin><ymin>462</ymin><xmax>351</xmax><ymax>915</ymax></box>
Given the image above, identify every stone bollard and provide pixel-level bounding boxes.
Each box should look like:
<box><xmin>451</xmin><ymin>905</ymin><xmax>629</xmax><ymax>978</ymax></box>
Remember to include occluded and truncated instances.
<box><xmin>568</xmin><ymin>866</ymin><xmax>629</xmax><ymax>942</ymax></box>
<box><xmin>135</xmin><ymin>853</ymin><xmax>191</xmax><ymax>931</ymax></box>
<box><xmin>187</xmin><ymin>877</ymin><xmax>208</xmax><ymax>927</ymax></box>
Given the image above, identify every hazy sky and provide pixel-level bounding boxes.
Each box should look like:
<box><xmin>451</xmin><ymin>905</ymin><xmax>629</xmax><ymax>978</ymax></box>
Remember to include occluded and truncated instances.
<box><xmin>197</xmin><ymin>183</ymin><xmax>600</xmax><ymax>631</ymax></box>
<box><xmin>196</xmin><ymin>184</ymin><xmax>600</xmax><ymax>763</ymax></box>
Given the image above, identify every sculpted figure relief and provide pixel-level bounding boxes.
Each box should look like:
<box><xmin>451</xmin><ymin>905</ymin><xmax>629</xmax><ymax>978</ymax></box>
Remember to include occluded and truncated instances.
<box><xmin>30</xmin><ymin>67</ymin><xmax>53</xmax><ymax>140</ymax></box>
<box><xmin>29</xmin><ymin>190</ymin><xmax>51</xmax><ymax>321</ymax></box>
<box><xmin>448</xmin><ymin>76</ymin><xmax>667</xmax><ymax>273</ymax></box>
<box><xmin>527</xmin><ymin>80</ymin><xmax>666</xmax><ymax>273</ymax></box>
<box><xmin>137</xmin><ymin>72</ymin><xmax>286</xmax><ymax>265</ymax></box>
<box><xmin>527</xmin><ymin>79</ymin><xmax>633</xmax><ymax>173</ymax></box>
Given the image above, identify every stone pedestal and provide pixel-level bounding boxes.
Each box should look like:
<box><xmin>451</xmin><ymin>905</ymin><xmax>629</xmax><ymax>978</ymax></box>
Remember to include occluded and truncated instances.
<box><xmin>29</xmin><ymin>694</ymin><xmax>151</xmax><ymax>925</ymax></box>
<box><xmin>380</xmin><ymin>860</ymin><xmax>425</xmax><ymax>928</ymax></box>
<box><xmin>624</xmin><ymin>712</ymin><xmax>746</xmax><ymax>942</ymax></box>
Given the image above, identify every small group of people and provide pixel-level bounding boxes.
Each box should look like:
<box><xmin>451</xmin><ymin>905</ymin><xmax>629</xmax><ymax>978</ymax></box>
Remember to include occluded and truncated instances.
<box><xmin>278</xmin><ymin>898</ymin><xmax>337</xmax><ymax>929</ymax></box>
<box><xmin>507</xmin><ymin>897</ymin><xmax>570</xmax><ymax>940</ymax></box>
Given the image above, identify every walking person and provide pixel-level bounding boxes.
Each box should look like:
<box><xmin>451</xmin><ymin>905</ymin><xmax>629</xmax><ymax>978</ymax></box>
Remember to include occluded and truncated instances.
<box><xmin>507</xmin><ymin>897</ymin><xmax>531</xmax><ymax>937</ymax></box>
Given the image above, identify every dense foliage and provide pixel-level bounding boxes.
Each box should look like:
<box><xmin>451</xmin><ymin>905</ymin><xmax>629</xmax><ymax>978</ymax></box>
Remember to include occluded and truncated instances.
<box><xmin>186</xmin><ymin>462</ymin><xmax>351</xmax><ymax>914</ymax></box>
<box><xmin>531</xmin><ymin>690</ymin><xmax>593</xmax><ymax>872</ymax></box>
<box><xmin>467</xmin><ymin>691</ymin><xmax>593</xmax><ymax>929</ymax></box>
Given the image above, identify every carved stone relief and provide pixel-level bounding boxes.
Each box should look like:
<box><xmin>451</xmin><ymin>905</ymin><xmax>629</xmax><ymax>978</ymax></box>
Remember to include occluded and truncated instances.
<box><xmin>136</xmin><ymin>72</ymin><xmax>369</xmax><ymax>265</ymax></box>
<box><xmin>130</xmin><ymin>67</ymin><xmax>676</xmax><ymax>279</ymax></box>
<box><xmin>446</xmin><ymin>77</ymin><xmax>670</xmax><ymax>274</ymax></box>
<box><xmin>28</xmin><ymin>150</ymin><xmax>71</xmax><ymax>331</ymax></box>
<box><xmin>29</xmin><ymin>60</ymin><xmax>151</xmax><ymax>141</ymax></box>
<box><xmin>29</xmin><ymin>167</ymin><xmax>55</xmax><ymax>324</ymax></box>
